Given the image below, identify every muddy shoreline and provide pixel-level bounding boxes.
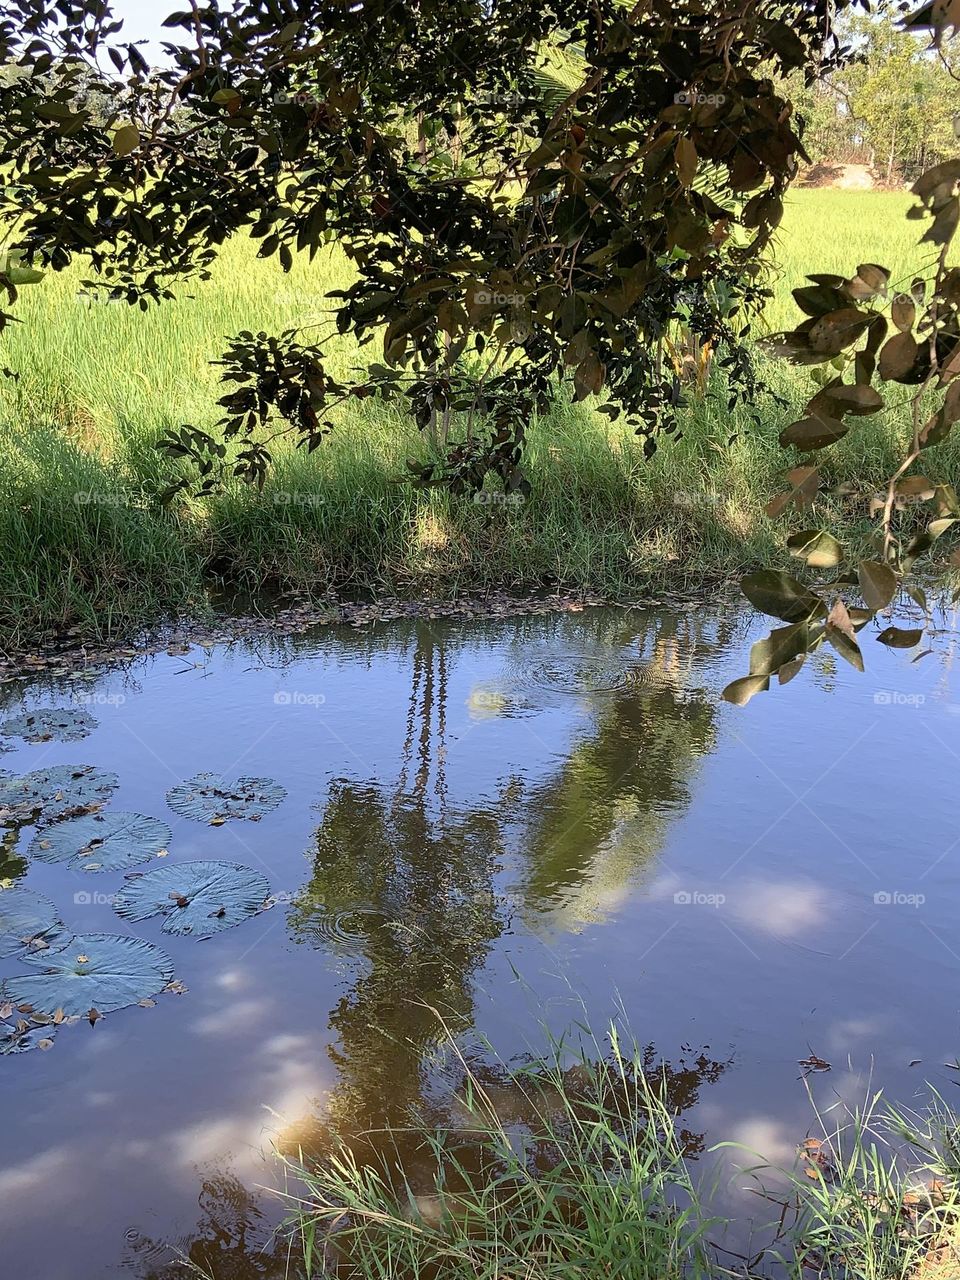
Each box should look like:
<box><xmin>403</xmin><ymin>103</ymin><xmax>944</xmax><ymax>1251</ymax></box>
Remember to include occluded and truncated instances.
<box><xmin>0</xmin><ymin>584</ymin><xmax>738</xmax><ymax>682</ymax></box>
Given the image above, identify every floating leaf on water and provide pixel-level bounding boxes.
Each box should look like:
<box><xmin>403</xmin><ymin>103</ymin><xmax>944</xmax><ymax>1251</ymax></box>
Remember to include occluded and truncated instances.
<box><xmin>0</xmin><ymin>707</ymin><xmax>98</xmax><ymax>744</ymax></box>
<box><xmin>877</xmin><ymin>625</ymin><xmax>924</xmax><ymax>649</ymax></box>
<box><xmin>0</xmin><ymin>765</ymin><xmax>119</xmax><ymax>826</ymax></box>
<box><xmin>4</xmin><ymin>933</ymin><xmax>175</xmax><ymax>1017</ymax></box>
<box><xmin>112</xmin><ymin>860</ymin><xmax>270</xmax><ymax>938</ymax></box>
<box><xmin>28</xmin><ymin>812</ymin><xmax>172</xmax><ymax>873</ymax></box>
<box><xmin>798</xmin><ymin>1052</ymin><xmax>831</xmax><ymax>1077</ymax></box>
<box><xmin>0</xmin><ymin>887</ymin><xmax>64</xmax><ymax>958</ymax></box>
<box><xmin>165</xmin><ymin>773</ymin><xmax>286</xmax><ymax>823</ymax></box>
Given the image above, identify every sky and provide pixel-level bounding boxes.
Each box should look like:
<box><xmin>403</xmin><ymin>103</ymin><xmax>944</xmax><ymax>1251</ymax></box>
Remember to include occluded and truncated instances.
<box><xmin>106</xmin><ymin>0</ymin><xmax>180</xmax><ymax>52</ymax></box>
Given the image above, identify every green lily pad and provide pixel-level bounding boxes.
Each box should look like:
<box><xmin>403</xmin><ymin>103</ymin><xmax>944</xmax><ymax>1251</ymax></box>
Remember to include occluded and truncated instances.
<box><xmin>28</xmin><ymin>812</ymin><xmax>171</xmax><ymax>873</ymax></box>
<box><xmin>0</xmin><ymin>707</ymin><xmax>97</xmax><ymax>743</ymax></box>
<box><xmin>165</xmin><ymin>773</ymin><xmax>286</xmax><ymax>823</ymax></box>
<box><xmin>112</xmin><ymin>860</ymin><xmax>270</xmax><ymax>938</ymax></box>
<box><xmin>0</xmin><ymin>887</ymin><xmax>64</xmax><ymax>958</ymax></box>
<box><xmin>0</xmin><ymin>765</ymin><xmax>119</xmax><ymax>826</ymax></box>
<box><xmin>5</xmin><ymin>933</ymin><xmax>175</xmax><ymax>1016</ymax></box>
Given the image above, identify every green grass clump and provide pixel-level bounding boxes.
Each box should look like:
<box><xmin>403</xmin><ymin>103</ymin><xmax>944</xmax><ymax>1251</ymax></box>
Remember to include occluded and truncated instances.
<box><xmin>735</xmin><ymin>1087</ymin><xmax>960</xmax><ymax>1280</ymax></box>
<box><xmin>277</xmin><ymin>1021</ymin><xmax>960</xmax><ymax>1280</ymax></box>
<box><xmin>280</xmin><ymin>1024</ymin><xmax>719</xmax><ymax>1280</ymax></box>
<box><xmin>0</xmin><ymin>422</ymin><xmax>204</xmax><ymax>643</ymax></box>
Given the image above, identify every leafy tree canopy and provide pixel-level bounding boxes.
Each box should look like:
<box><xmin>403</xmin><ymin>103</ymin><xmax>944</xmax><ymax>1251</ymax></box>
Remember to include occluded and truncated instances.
<box><xmin>0</xmin><ymin>0</ymin><xmax>857</xmax><ymax>498</ymax></box>
<box><xmin>782</xmin><ymin>2</ymin><xmax>960</xmax><ymax>181</ymax></box>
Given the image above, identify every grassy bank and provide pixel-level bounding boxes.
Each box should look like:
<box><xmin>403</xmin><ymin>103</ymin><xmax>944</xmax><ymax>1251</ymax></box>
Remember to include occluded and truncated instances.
<box><xmin>0</xmin><ymin>189</ymin><xmax>950</xmax><ymax>647</ymax></box>
<box><xmin>275</xmin><ymin>1024</ymin><xmax>960</xmax><ymax>1280</ymax></box>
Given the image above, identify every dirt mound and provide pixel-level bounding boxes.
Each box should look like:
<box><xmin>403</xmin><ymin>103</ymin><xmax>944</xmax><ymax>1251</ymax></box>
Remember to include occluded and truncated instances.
<box><xmin>798</xmin><ymin>162</ymin><xmax>877</xmax><ymax>190</ymax></box>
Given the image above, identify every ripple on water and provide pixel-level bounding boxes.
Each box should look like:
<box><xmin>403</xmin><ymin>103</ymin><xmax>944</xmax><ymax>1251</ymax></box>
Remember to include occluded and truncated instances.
<box><xmin>522</xmin><ymin>653</ymin><xmax>658</xmax><ymax>697</ymax></box>
<box><xmin>301</xmin><ymin>906</ymin><xmax>392</xmax><ymax>952</ymax></box>
<box><xmin>120</xmin><ymin>1227</ymin><xmax>175</xmax><ymax>1272</ymax></box>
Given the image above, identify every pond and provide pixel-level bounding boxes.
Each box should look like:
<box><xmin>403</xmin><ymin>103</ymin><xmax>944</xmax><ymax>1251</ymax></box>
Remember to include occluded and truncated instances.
<box><xmin>0</xmin><ymin>603</ymin><xmax>957</xmax><ymax>1278</ymax></box>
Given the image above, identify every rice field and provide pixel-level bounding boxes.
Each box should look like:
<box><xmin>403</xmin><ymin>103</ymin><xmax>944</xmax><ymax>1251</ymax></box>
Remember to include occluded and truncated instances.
<box><xmin>763</xmin><ymin>187</ymin><xmax>923</xmax><ymax>331</ymax></box>
<box><xmin>0</xmin><ymin>187</ymin><xmax>952</xmax><ymax>646</ymax></box>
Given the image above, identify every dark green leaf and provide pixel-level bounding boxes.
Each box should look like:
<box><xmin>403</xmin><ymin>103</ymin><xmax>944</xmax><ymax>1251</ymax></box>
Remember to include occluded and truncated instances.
<box><xmin>166</xmin><ymin>773</ymin><xmax>286</xmax><ymax>823</ymax></box>
<box><xmin>877</xmin><ymin>626</ymin><xmax>924</xmax><ymax>648</ymax></box>
<box><xmin>721</xmin><ymin>674</ymin><xmax>769</xmax><ymax>706</ymax></box>
<box><xmin>28</xmin><ymin>812</ymin><xmax>171</xmax><ymax>873</ymax></box>
<box><xmin>858</xmin><ymin>560</ymin><xmax>897</xmax><ymax>611</ymax></box>
<box><xmin>6</xmin><ymin>933</ymin><xmax>175</xmax><ymax>1016</ymax></box>
<box><xmin>740</xmin><ymin>571</ymin><xmax>826</xmax><ymax>622</ymax></box>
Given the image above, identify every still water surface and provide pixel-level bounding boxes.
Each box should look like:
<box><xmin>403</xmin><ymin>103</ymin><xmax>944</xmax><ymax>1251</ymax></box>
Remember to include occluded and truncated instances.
<box><xmin>0</xmin><ymin>605</ymin><xmax>958</xmax><ymax>1278</ymax></box>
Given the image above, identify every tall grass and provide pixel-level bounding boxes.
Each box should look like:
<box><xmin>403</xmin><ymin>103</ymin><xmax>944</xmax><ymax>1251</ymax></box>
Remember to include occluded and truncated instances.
<box><xmin>277</xmin><ymin>1022</ymin><xmax>960</xmax><ymax>1280</ymax></box>
<box><xmin>0</xmin><ymin>189</ymin><xmax>955</xmax><ymax>645</ymax></box>
<box><xmin>279</xmin><ymin>1023</ymin><xmax>720</xmax><ymax>1280</ymax></box>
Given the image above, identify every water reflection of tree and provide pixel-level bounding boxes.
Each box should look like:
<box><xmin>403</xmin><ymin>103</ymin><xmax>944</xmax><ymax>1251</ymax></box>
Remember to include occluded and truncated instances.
<box><xmin>123</xmin><ymin>1173</ymin><xmax>289</xmax><ymax>1280</ymax></box>
<box><xmin>119</xmin><ymin>610</ymin><xmax>733</xmax><ymax>1275</ymax></box>
<box><xmin>287</xmin><ymin>782</ymin><xmax>506</xmax><ymax>1142</ymax></box>
<box><xmin>482</xmin><ymin>607</ymin><xmax>723</xmax><ymax>927</ymax></box>
<box><xmin>516</xmin><ymin>685</ymin><xmax>716</xmax><ymax>928</ymax></box>
<box><xmin>0</xmin><ymin>827</ymin><xmax>26</xmax><ymax>882</ymax></box>
<box><xmin>284</xmin><ymin>608</ymin><xmax>731</xmax><ymax>1165</ymax></box>
<box><xmin>452</xmin><ymin>1042</ymin><xmax>731</xmax><ymax>1160</ymax></box>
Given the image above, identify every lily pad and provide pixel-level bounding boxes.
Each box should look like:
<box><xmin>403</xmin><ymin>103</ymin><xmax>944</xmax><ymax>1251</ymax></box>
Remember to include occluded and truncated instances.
<box><xmin>112</xmin><ymin>860</ymin><xmax>270</xmax><ymax>938</ymax></box>
<box><xmin>0</xmin><ymin>888</ymin><xmax>64</xmax><ymax>958</ymax></box>
<box><xmin>0</xmin><ymin>765</ymin><xmax>119</xmax><ymax>826</ymax></box>
<box><xmin>0</xmin><ymin>707</ymin><xmax>97</xmax><ymax>743</ymax></box>
<box><xmin>165</xmin><ymin>773</ymin><xmax>286</xmax><ymax>823</ymax></box>
<box><xmin>5</xmin><ymin>933</ymin><xmax>175</xmax><ymax>1016</ymax></box>
<box><xmin>28</xmin><ymin>812</ymin><xmax>171</xmax><ymax>873</ymax></box>
<box><xmin>0</xmin><ymin>1021</ymin><xmax>56</xmax><ymax>1055</ymax></box>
